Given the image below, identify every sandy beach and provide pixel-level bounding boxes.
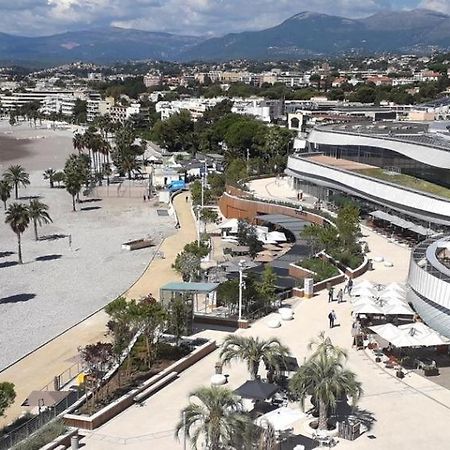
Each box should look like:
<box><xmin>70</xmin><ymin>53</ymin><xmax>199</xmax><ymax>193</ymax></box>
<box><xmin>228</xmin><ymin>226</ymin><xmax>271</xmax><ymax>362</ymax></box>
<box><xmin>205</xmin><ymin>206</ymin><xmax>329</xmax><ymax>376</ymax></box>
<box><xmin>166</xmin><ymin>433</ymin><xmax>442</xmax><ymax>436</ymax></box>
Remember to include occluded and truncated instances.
<box><xmin>0</xmin><ymin>122</ymin><xmax>176</xmax><ymax>370</ymax></box>
<box><xmin>0</xmin><ymin>119</ymin><xmax>81</xmax><ymax>171</ymax></box>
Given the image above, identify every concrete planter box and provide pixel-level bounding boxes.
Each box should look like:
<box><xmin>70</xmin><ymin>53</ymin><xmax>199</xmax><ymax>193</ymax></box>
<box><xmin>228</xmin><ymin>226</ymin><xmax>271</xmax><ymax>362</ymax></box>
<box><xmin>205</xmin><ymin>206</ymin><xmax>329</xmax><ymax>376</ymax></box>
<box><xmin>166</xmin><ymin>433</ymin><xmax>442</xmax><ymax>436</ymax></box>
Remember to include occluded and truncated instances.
<box><xmin>122</xmin><ymin>238</ymin><xmax>154</xmax><ymax>251</ymax></box>
<box><xmin>64</xmin><ymin>340</ymin><xmax>216</xmax><ymax>430</ymax></box>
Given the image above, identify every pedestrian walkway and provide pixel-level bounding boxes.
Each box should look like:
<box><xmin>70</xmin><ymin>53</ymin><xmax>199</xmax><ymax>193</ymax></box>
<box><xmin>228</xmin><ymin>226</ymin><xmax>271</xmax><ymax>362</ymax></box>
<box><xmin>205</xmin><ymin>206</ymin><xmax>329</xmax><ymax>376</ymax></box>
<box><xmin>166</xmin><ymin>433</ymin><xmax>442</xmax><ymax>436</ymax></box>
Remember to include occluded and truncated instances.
<box><xmin>0</xmin><ymin>193</ymin><xmax>196</xmax><ymax>426</ymax></box>
<box><xmin>81</xmin><ymin>226</ymin><xmax>450</xmax><ymax>450</ymax></box>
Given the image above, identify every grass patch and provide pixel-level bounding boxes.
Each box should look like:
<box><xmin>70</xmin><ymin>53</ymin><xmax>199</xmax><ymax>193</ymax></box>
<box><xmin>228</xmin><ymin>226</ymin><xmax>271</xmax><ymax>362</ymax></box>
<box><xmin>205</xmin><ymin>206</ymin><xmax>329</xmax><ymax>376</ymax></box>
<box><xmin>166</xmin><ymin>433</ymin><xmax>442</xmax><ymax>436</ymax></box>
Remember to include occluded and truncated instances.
<box><xmin>355</xmin><ymin>168</ymin><xmax>450</xmax><ymax>200</ymax></box>
<box><xmin>13</xmin><ymin>420</ymin><xmax>66</xmax><ymax>450</ymax></box>
<box><xmin>297</xmin><ymin>258</ymin><xmax>339</xmax><ymax>282</ymax></box>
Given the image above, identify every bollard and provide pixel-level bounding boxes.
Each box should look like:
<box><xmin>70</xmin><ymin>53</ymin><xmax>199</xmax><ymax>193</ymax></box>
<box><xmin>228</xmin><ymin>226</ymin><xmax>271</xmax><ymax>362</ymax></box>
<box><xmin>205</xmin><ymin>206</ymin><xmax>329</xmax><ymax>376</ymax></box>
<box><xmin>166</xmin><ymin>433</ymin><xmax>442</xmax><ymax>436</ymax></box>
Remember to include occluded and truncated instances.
<box><xmin>70</xmin><ymin>433</ymin><xmax>80</xmax><ymax>450</ymax></box>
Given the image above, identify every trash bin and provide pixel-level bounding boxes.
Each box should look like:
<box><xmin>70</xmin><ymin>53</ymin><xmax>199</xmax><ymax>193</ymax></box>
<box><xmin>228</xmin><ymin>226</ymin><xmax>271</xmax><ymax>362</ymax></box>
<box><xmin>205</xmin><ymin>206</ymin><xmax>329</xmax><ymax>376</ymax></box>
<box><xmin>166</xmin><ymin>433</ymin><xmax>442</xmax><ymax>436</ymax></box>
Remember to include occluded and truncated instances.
<box><xmin>214</xmin><ymin>362</ymin><xmax>223</xmax><ymax>375</ymax></box>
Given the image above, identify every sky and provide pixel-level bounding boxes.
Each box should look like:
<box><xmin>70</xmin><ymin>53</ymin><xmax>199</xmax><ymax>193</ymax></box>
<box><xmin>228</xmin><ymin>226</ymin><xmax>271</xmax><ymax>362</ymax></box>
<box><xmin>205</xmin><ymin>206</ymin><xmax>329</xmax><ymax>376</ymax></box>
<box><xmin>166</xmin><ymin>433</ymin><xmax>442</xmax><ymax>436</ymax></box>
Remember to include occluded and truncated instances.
<box><xmin>1</xmin><ymin>0</ymin><xmax>449</xmax><ymax>37</ymax></box>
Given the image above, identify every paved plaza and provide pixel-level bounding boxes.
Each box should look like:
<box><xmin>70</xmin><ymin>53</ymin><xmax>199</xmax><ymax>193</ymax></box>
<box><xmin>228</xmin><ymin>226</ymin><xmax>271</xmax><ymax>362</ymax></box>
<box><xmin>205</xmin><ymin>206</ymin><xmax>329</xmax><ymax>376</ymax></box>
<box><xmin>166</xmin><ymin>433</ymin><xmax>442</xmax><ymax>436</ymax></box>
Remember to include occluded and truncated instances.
<box><xmin>80</xmin><ymin>178</ymin><xmax>450</xmax><ymax>450</ymax></box>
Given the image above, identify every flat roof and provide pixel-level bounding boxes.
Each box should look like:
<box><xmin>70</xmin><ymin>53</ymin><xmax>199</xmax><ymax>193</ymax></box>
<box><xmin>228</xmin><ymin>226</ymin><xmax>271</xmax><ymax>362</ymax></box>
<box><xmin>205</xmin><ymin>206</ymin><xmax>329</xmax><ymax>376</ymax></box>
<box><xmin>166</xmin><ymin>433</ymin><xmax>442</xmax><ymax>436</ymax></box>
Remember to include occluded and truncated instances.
<box><xmin>304</xmin><ymin>154</ymin><xmax>376</xmax><ymax>170</ymax></box>
<box><xmin>160</xmin><ymin>282</ymin><xmax>219</xmax><ymax>293</ymax></box>
<box><xmin>255</xmin><ymin>214</ymin><xmax>308</xmax><ymax>235</ymax></box>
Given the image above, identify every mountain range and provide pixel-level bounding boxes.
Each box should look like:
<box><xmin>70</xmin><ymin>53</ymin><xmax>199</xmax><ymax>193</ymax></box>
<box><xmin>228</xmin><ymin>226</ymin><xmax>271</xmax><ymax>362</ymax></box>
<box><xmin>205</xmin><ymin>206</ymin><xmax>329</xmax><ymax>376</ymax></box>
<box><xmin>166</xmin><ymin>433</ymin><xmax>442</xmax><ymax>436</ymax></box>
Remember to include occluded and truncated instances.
<box><xmin>1</xmin><ymin>9</ymin><xmax>450</xmax><ymax>64</ymax></box>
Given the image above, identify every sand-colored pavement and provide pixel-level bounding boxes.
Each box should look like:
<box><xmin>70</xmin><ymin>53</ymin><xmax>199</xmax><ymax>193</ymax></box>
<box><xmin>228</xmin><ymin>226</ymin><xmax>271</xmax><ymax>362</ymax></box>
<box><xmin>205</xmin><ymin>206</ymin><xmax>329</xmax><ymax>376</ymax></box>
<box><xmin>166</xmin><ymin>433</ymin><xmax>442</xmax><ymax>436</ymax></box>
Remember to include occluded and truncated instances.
<box><xmin>0</xmin><ymin>193</ymin><xmax>196</xmax><ymax>426</ymax></box>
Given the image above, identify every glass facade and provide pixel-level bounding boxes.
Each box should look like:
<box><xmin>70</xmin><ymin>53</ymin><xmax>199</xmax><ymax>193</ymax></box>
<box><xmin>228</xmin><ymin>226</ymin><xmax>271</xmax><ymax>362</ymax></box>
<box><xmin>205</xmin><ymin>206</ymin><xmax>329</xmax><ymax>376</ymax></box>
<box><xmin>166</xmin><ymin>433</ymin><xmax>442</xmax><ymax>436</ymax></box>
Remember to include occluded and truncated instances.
<box><xmin>314</xmin><ymin>143</ymin><xmax>450</xmax><ymax>188</ymax></box>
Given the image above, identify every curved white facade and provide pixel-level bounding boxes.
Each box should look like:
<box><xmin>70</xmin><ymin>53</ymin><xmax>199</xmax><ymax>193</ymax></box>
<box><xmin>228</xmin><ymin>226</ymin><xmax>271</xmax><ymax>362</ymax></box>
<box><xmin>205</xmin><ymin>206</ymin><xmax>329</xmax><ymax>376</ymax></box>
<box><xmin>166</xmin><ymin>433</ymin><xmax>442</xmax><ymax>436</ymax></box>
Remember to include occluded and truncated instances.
<box><xmin>308</xmin><ymin>128</ymin><xmax>450</xmax><ymax>169</ymax></box>
<box><xmin>287</xmin><ymin>155</ymin><xmax>450</xmax><ymax>225</ymax></box>
<box><xmin>407</xmin><ymin>237</ymin><xmax>450</xmax><ymax>339</ymax></box>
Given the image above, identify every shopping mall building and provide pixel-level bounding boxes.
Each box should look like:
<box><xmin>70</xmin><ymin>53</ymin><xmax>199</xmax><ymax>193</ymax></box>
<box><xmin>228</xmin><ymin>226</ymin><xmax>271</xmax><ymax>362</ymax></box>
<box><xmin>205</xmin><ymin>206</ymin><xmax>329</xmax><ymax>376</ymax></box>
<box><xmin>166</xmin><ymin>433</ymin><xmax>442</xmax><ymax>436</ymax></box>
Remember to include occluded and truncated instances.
<box><xmin>286</xmin><ymin>121</ymin><xmax>450</xmax><ymax>337</ymax></box>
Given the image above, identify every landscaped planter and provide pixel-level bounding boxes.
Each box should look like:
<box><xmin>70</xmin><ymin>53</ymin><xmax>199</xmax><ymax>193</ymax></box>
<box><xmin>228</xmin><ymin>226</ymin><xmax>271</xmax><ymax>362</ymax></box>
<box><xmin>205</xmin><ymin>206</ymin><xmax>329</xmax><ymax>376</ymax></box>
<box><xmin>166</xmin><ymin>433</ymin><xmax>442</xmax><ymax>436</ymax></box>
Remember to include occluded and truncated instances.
<box><xmin>64</xmin><ymin>339</ymin><xmax>216</xmax><ymax>430</ymax></box>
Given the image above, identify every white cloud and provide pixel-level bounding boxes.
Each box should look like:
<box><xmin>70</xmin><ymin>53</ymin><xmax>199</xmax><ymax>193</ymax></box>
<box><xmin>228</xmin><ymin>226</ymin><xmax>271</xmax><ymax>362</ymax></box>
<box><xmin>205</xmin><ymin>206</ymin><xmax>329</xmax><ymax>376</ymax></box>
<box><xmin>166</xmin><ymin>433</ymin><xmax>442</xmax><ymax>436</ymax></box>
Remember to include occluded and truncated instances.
<box><xmin>0</xmin><ymin>0</ymin><xmax>429</xmax><ymax>37</ymax></box>
<box><xmin>419</xmin><ymin>0</ymin><xmax>450</xmax><ymax>14</ymax></box>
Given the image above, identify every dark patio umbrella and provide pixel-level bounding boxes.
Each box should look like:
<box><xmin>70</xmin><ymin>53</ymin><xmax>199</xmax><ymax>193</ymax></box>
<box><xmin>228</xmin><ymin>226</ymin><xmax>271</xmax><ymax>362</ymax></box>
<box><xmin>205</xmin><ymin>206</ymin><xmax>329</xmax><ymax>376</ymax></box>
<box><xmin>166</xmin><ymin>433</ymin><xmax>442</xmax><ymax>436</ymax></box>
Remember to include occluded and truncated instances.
<box><xmin>278</xmin><ymin>355</ymin><xmax>300</xmax><ymax>372</ymax></box>
<box><xmin>234</xmin><ymin>380</ymin><xmax>279</xmax><ymax>401</ymax></box>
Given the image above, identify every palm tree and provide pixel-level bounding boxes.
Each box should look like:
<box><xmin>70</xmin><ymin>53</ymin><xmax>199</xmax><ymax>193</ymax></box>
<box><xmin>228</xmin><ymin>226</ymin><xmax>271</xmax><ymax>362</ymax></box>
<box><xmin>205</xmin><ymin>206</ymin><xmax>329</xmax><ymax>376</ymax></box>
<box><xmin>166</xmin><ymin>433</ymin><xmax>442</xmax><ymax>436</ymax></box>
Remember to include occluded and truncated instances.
<box><xmin>64</xmin><ymin>174</ymin><xmax>82</xmax><ymax>212</ymax></box>
<box><xmin>176</xmin><ymin>386</ymin><xmax>251</xmax><ymax>450</ymax></box>
<box><xmin>72</xmin><ymin>132</ymin><xmax>84</xmax><ymax>155</ymax></box>
<box><xmin>3</xmin><ymin>165</ymin><xmax>30</xmax><ymax>199</ymax></box>
<box><xmin>43</xmin><ymin>169</ymin><xmax>57</xmax><ymax>188</ymax></box>
<box><xmin>308</xmin><ymin>331</ymin><xmax>347</xmax><ymax>360</ymax></box>
<box><xmin>289</xmin><ymin>336</ymin><xmax>362</xmax><ymax>431</ymax></box>
<box><xmin>28</xmin><ymin>199</ymin><xmax>52</xmax><ymax>240</ymax></box>
<box><xmin>5</xmin><ymin>203</ymin><xmax>30</xmax><ymax>264</ymax></box>
<box><xmin>0</xmin><ymin>179</ymin><xmax>12</xmax><ymax>209</ymax></box>
<box><xmin>220</xmin><ymin>335</ymin><xmax>290</xmax><ymax>380</ymax></box>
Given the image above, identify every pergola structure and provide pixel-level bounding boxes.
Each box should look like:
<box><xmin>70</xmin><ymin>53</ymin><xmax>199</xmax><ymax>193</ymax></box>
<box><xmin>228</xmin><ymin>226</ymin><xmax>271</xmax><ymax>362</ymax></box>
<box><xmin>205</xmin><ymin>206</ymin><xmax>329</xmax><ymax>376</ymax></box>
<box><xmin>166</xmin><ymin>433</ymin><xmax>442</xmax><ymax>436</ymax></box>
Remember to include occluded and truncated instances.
<box><xmin>160</xmin><ymin>282</ymin><xmax>219</xmax><ymax>313</ymax></box>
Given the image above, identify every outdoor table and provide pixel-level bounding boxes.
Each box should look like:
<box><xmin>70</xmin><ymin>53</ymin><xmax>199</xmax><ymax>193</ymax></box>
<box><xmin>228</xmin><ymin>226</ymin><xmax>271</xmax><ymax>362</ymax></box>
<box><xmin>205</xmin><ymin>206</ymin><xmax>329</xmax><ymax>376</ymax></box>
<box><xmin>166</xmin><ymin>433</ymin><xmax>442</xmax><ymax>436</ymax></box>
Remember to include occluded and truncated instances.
<box><xmin>415</xmin><ymin>358</ymin><xmax>435</xmax><ymax>370</ymax></box>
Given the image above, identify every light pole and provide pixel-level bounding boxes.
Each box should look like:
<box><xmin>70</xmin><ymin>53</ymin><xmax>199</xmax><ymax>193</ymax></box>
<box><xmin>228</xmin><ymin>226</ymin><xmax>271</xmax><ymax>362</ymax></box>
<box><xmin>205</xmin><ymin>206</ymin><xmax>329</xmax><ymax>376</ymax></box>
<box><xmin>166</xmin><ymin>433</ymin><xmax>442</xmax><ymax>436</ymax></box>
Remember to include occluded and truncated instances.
<box><xmin>238</xmin><ymin>259</ymin><xmax>246</xmax><ymax>321</ymax></box>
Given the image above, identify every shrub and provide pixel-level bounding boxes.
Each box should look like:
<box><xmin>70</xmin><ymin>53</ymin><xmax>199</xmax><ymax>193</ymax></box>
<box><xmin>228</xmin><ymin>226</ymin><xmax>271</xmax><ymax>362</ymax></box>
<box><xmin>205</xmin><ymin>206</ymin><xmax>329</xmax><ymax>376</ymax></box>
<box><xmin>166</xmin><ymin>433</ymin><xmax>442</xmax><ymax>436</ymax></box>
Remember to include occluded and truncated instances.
<box><xmin>299</xmin><ymin>258</ymin><xmax>339</xmax><ymax>282</ymax></box>
<box><xmin>14</xmin><ymin>420</ymin><xmax>67</xmax><ymax>450</ymax></box>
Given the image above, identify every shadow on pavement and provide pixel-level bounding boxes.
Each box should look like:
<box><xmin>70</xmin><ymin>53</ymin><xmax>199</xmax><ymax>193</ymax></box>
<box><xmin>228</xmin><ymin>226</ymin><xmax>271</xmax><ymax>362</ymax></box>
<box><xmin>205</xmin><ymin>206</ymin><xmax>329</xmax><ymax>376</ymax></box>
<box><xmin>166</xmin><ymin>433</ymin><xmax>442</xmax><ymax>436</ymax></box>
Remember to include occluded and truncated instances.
<box><xmin>80</xmin><ymin>206</ymin><xmax>102</xmax><ymax>211</ymax></box>
<box><xmin>36</xmin><ymin>254</ymin><xmax>63</xmax><ymax>262</ymax></box>
<box><xmin>39</xmin><ymin>234</ymin><xmax>67</xmax><ymax>241</ymax></box>
<box><xmin>0</xmin><ymin>261</ymin><xmax>19</xmax><ymax>269</ymax></box>
<box><xmin>0</xmin><ymin>251</ymin><xmax>15</xmax><ymax>258</ymax></box>
<box><xmin>0</xmin><ymin>293</ymin><xmax>36</xmax><ymax>304</ymax></box>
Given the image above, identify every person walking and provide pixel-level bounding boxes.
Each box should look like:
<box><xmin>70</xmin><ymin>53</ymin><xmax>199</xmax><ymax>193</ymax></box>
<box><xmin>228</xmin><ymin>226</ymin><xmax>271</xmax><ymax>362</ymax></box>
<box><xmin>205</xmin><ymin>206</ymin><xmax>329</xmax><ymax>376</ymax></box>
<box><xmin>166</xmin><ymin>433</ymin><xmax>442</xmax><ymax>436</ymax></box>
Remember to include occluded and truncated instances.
<box><xmin>328</xmin><ymin>310</ymin><xmax>335</xmax><ymax>328</ymax></box>
<box><xmin>337</xmin><ymin>288</ymin><xmax>343</xmax><ymax>303</ymax></box>
<box><xmin>348</xmin><ymin>277</ymin><xmax>353</xmax><ymax>294</ymax></box>
<box><xmin>328</xmin><ymin>287</ymin><xmax>334</xmax><ymax>303</ymax></box>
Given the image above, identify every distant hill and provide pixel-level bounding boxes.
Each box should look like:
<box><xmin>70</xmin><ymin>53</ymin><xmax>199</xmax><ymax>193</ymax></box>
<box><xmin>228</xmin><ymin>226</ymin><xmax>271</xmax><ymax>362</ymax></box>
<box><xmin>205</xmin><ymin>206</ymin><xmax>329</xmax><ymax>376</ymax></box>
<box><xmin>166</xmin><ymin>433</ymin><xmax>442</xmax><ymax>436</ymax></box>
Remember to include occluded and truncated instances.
<box><xmin>1</xmin><ymin>9</ymin><xmax>450</xmax><ymax>64</ymax></box>
<box><xmin>0</xmin><ymin>27</ymin><xmax>203</xmax><ymax>64</ymax></box>
<box><xmin>182</xmin><ymin>9</ymin><xmax>450</xmax><ymax>60</ymax></box>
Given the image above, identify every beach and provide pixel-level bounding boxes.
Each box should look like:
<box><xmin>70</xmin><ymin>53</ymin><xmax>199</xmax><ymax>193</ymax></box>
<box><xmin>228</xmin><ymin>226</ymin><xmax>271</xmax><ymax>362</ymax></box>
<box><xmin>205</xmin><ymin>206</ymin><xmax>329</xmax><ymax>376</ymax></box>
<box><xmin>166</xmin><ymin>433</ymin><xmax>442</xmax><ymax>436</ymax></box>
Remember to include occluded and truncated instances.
<box><xmin>0</xmin><ymin>122</ymin><xmax>176</xmax><ymax>370</ymax></box>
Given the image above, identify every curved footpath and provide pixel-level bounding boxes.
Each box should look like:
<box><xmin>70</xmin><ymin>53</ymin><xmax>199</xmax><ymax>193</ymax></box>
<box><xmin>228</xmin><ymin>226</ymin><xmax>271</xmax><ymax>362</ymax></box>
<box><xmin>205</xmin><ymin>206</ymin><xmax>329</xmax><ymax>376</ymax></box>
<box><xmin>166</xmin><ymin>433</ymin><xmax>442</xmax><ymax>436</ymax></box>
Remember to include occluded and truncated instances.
<box><xmin>0</xmin><ymin>193</ymin><xmax>196</xmax><ymax>426</ymax></box>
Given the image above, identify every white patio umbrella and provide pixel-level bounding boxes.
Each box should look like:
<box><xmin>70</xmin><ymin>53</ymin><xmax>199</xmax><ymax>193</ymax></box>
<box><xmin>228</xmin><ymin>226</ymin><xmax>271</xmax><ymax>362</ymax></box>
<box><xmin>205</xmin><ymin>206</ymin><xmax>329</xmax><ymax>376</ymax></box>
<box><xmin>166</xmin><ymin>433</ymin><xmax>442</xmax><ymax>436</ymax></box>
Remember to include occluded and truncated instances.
<box><xmin>351</xmin><ymin>286</ymin><xmax>378</xmax><ymax>297</ymax></box>
<box><xmin>382</xmin><ymin>303</ymin><xmax>415</xmax><ymax>316</ymax></box>
<box><xmin>353</xmin><ymin>280</ymin><xmax>375</xmax><ymax>290</ymax></box>
<box><xmin>369</xmin><ymin>323</ymin><xmax>401</xmax><ymax>342</ymax></box>
<box><xmin>255</xmin><ymin>407</ymin><xmax>305</xmax><ymax>431</ymax></box>
<box><xmin>378</xmin><ymin>290</ymin><xmax>406</xmax><ymax>302</ymax></box>
<box><xmin>398</xmin><ymin>323</ymin><xmax>450</xmax><ymax>346</ymax></box>
<box><xmin>267</xmin><ymin>231</ymin><xmax>287</xmax><ymax>242</ymax></box>
<box><xmin>384</xmin><ymin>282</ymin><xmax>406</xmax><ymax>293</ymax></box>
<box><xmin>353</xmin><ymin>303</ymin><xmax>384</xmax><ymax>315</ymax></box>
<box><xmin>350</xmin><ymin>295</ymin><xmax>376</xmax><ymax>306</ymax></box>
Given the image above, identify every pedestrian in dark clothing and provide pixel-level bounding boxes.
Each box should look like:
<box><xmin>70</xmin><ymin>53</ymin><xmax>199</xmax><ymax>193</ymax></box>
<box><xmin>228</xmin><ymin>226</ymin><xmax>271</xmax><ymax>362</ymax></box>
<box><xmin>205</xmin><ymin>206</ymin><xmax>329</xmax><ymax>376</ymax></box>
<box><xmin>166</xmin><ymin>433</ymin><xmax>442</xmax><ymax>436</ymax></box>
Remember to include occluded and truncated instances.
<box><xmin>328</xmin><ymin>287</ymin><xmax>334</xmax><ymax>303</ymax></box>
<box><xmin>348</xmin><ymin>278</ymin><xmax>353</xmax><ymax>294</ymax></box>
<box><xmin>328</xmin><ymin>310</ymin><xmax>335</xmax><ymax>328</ymax></box>
<box><xmin>186</xmin><ymin>195</ymin><xmax>189</xmax><ymax>202</ymax></box>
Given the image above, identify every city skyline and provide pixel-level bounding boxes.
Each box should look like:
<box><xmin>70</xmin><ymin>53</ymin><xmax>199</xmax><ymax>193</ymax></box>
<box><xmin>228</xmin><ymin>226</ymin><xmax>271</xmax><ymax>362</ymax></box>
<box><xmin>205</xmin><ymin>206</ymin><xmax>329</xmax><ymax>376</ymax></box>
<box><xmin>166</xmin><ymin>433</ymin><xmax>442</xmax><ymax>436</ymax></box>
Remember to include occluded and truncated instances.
<box><xmin>0</xmin><ymin>0</ymin><xmax>447</xmax><ymax>37</ymax></box>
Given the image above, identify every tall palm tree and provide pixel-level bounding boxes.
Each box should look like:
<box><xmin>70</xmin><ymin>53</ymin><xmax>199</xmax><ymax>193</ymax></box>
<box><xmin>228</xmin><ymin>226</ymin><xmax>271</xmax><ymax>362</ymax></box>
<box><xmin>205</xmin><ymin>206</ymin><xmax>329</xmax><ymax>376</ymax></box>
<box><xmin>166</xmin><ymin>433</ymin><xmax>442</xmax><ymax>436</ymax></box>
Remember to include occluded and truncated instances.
<box><xmin>0</xmin><ymin>179</ymin><xmax>12</xmax><ymax>209</ymax></box>
<box><xmin>3</xmin><ymin>165</ymin><xmax>30</xmax><ymax>199</ymax></box>
<box><xmin>43</xmin><ymin>168</ymin><xmax>57</xmax><ymax>188</ymax></box>
<box><xmin>28</xmin><ymin>199</ymin><xmax>52</xmax><ymax>240</ymax></box>
<box><xmin>308</xmin><ymin>331</ymin><xmax>347</xmax><ymax>360</ymax></box>
<box><xmin>72</xmin><ymin>132</ymin><xmax>84</xmax><ymax>155</ymax></box>
<box><xmin>289</xmin><ymin>337</ymin><xmax>362</xmax><ymax>431</ymax></box>
<box><xmin>5</xmin><ymin>203</ymin><xmax>30</xmax><ymax>264</ymax></box>
<box><xmin>176</xmin><ymin>386</ymin><xmax>251</xmax><ymax>450</ymax></box>
<box><xmin>64</xmin><ymin>174</ymin><xmax>82</xmax><ymax>212</ymax></box>
<box><xmin>220</xmin><ymin>335</ymin><xmax>290</xmax><ymax>380</ymax></box>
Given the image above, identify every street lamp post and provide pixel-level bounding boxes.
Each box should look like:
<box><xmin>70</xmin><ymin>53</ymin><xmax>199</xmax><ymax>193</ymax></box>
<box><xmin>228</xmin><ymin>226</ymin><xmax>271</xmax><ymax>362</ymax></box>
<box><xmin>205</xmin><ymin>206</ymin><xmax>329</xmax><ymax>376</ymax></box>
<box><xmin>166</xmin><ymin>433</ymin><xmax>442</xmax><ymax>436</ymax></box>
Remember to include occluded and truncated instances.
<box><xmin>238</xmin><ymin>259</ymin><xmax>246</xmax><ymax>321</ymax></box>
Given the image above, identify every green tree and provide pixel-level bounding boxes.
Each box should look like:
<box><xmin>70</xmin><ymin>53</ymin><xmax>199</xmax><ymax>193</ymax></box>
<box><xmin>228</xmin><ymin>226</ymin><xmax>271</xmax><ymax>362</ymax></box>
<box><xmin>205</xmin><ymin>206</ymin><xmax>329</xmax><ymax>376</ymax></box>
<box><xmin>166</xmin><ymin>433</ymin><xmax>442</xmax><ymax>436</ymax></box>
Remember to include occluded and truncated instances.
<box><xmin>220</xmin><ymin>335</ymin><xmax>289</xmax><ymax>380</ymax></box>
<box><xmin>3</xmin><ymin>165</ymin><xmax>30</xmax><ymax>199</ymax></box>
<box><xmin>289</xmin><ymin>335</ymin><xmax>362</xmax><ymax>431</ymax></box>
<box><xmin>72</xmin><ymin>99</ymin><xmax>87</xmax><ymax>124</ymax></box>
<box><xmin>166</xmin><ymin>295</ymin><xmax>189</xmax><ymax>345</ymax></box>
<box><xmin>173</xmin><ymin>251</ymin><xmax>201</xmax><ymax>281</ymax></box>
<box><xmin>217</xmin><ymin>279</ymin><xmax>239</xmax><ymax>313</ymax></box>
<box><xmin>43</xmin><ymin>168</ymin><xmax>57</xmax><ymax>188</ymax></box>
<box><xmin>257</xmin><ymin>265</ymin><xmax>277</xmax><ymax>310</ymax></box>
<box><xmin>200</xmin><ymin>208</ymin><xmax>218</xmax><ymax>225</ymax></box>
<box><xmin>0</xmin><ymin>179</ymin><xmax>12</xmax><ymax>209</ymax></box>
<box><xmin>0</xmin><ymin>382</ymin><xmax>16</xmax><ymax>417</ymax></box>
<box><xmin>28</xmin><ymin>199</ymin><xmax>52</xmax><ymax>241</ymax></box>
<box><xmin>176</xmin><ymin>386</ymin><xmax>252</xmax><ymax>450</ymax></box>
<box><xmin>128</xmin><ymin>294</ymin><xmax>167</xmax><ymax>368</ymax></box>
<box><xmin>5</xmin><ymin>203</ymin><xmax>30</xmax><ymax>264</ymax></box>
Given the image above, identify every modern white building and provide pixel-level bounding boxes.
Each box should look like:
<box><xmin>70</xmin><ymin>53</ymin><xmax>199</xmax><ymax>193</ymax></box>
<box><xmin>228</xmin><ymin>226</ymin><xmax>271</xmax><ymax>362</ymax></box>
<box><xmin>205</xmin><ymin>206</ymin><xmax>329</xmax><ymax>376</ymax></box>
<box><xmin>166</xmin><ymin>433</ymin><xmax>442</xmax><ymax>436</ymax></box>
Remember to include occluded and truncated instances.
<box><xmin>286</xmin><ymin>121</ymin><xmax>450</xmax><ymax>227</ymax></box>
<box><xmin>408</xmin><ymin>236</ymin><xmax>450</xmax><ymax>339</ymax></box>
